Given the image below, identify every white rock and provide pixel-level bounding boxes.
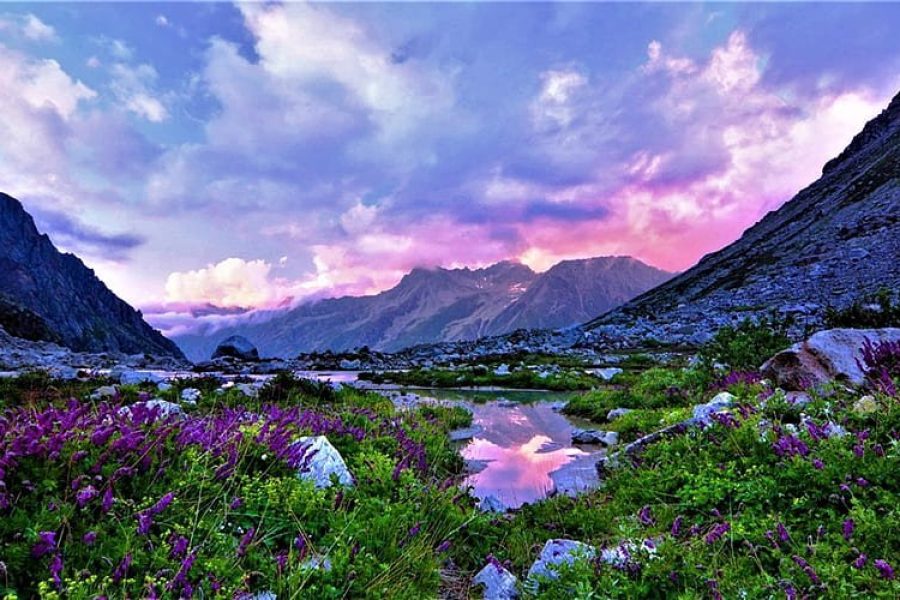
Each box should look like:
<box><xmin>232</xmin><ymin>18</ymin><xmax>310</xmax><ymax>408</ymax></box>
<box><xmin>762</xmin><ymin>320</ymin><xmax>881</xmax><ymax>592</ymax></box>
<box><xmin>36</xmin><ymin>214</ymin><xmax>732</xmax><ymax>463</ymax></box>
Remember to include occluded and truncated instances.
<box><xmin>526</xmin><ymin>539</ymin><xmax>596</xmax><ymax>583</ymax></box>
<box><xmin>90</xmin><ymin>385</ymin><xmax>118</xmax><ymax>400</ymax></box>
<box><xmin>473</xmin><ymin>562</ymin><xmax>519</xmax><ymax>599</ymax></box>
<box><xmin>119</xmin><ymin>399</ymin><xmax>185</xmax><ymax>420</ymax></box>
<box><xmin>594</xmin><ymin>367</ymin><xmax>623</xmax><ymax>381</ymax></box>
<box><xmin>116</xmin><ymin>370</ymin><xmax>162</xmax><ymax>385</ymax></box>
<box><xmin>478</xmin><ymin>494</ymin><xmax>508</xmax><ymax>513</ymax></box>
<box><xmin>294</xmin><ymin>436</ymin><xmax>353</xmax><ymax>488</ymax></box>
<box><xmin>180</xmin><ymin>388</ymin><xmax>201</xmax><ymax>406</ymax></box>
<box><xmin>494</xmin><ymin>363</ymin><xmax>510</xmax><ymax>376</ymax></box>
<box><xmin>157</xmin><ymin>382</ymin><xmax>173</xmax><ymax>392</ymax></box>
<box><xmin>606</xmin><ymin>408</ymin><xmax>633</xmax><ymax>421</ymax></box>
<box><xmin>339</xmin><ymin>359</ymin><xmax>360</xmax><ymax>370</ymax></box>
<box><xmin>692</xmin><ymin>392</ymin><xmax>734</xmax><ymax>426</ymax></box>
<box><xmin>235</xmin><ymin>383</ymin><xmax>259</xmax><ymax>398</ymax></box>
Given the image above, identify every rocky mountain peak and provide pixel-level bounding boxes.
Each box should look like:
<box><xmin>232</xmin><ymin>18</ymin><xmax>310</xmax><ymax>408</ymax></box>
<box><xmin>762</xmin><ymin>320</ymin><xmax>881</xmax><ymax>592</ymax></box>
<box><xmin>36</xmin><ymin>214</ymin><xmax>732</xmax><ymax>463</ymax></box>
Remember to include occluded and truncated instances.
<box><xmin>0</xmin><ymin>193</ymin><xmax>185</xmax><ymax>358</ymax></box>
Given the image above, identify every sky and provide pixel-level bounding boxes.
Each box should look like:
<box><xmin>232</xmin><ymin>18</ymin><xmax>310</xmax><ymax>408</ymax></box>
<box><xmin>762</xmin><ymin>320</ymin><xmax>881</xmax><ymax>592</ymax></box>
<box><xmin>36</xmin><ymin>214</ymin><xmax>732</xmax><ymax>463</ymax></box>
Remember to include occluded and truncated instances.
<box><xmin>1</xmin><ymin>2</ymin><xmax>899</xmax><ymax>336</ymax></box>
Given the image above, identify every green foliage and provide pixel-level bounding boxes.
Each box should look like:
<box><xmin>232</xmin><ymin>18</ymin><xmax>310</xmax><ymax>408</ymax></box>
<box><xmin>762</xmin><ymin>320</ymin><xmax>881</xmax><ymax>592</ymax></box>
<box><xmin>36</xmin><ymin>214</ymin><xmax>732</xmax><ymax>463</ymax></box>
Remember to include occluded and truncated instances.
<box><xmin>564</xmin><ymin>366</ymin><xmax>710</xmax><ymax>429</ymax></box>
<box><xmin>699</xmin><ymin>316</ymin><xmax>792</xmax><ymax>371</ymax></box>
<box><xmin>360</xmin><ymin>365</ymin><xmax>602</xmax><ymax>391</ymax></box>
<box><xmin>824</xmin><ymin>289</ymin><xmax>900</xmax><ymax>329</ymax></box>
<box><xmin>468</xmin><ymin>385</ymin><xmax>900</xmax><ymax>598</ymax></box>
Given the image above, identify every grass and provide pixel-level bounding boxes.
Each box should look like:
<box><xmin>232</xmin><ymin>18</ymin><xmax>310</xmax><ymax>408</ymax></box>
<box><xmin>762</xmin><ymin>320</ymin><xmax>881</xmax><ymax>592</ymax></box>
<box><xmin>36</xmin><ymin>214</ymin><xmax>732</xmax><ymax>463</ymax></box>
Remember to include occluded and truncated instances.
<box><xmin>2</xmin><ymin>341</ymin><xmax>899</xmax><ymax>599</ymax></box>
<box><xmin>359</xmin><ymin>365</ymin><xmax>604</xmax><ymax>391</ymax></box>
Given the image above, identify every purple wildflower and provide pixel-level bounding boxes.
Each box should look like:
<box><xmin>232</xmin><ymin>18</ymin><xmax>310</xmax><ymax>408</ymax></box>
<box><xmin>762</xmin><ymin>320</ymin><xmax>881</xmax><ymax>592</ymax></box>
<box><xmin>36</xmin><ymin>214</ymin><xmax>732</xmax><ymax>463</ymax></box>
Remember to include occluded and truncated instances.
<box><xmin>237</xmin><ymin>527</ymin><xmax>255</xmax><ymax>557</ymax></box>
<box><xmin>671</xmin><ymin>516</ymin><xmax>684</xmax><ymax>537</ymax></box>
<box><xmin>150</xmin><ymin>491</ymin><xmax>175</xmax><ymax>514</ymax></box>
<box><xmin>101</xmin><ymin>487</ymin><xmax>114</xmax><ymax>513</ymax></box>
<box><xmin>275</xmin><ymin>551</ymin><xmax>288</xmax><ymax>574</ymax></box>
<box><xmin>408</xmin><ymin>523</ymin><xmax>422</xmax><ymax>538</ymax></box>
<box><xmin>852</xmin><ymin>553</ymin><xmax>867</xmax><ymax>569</ymax></box>
<box><xmin>82</xmin><ymin>531</ymin><xmax>97</xmax><ymax>546</ymax></box>
<box><xmin>32</xmin><ymin>531</ymin><xmax>57</xmax><ymax>557</ymax></box>
<box><xmin>874</xmin><ymin>559</ymin><xmax>895</xmax><ymax>580</ymax></box>
<box><xmin>705</xmin><ymin>522</ymin><xmax>730</xmax><ymax>544</ymax></box>
<box><xmin>112</xmin><ymin>553</ymin><xmax>132</xmax><ymax>583</ymax></box>
<box><xmin>436</xmin><ymin>540</ymin><xmax>452</xmax><ymax>553</ymax></box>
<box><xmin>776</xmin><ymin>523</ymin><xmax>791</xmax><ymax>544</ymax></box>
<box><xmin>136</xmin><ymin>511</ymin><xmax>153</xmax><ymax>535</ymax></box>
<box><xmin>812</xmin><ymin>458</ymin><xmax>824</xmax><ymax>470</ymax></box>
<box><xmin>75</xmin><ymin>485</ymin><xmax>99</xmax><ymax>508</ymax></box>
<box><xmin>707</xmin><ymin>578</ymin><xmax>723</xmax><ymax>600</ymax></box>
<box><xmin>49</xmin><ymin>553</ymin><xmax>63</xmax><ymax>589</ymax></box>
<box><xmin>784</xmin><ymin>583</ymin><xmax>797</xmax><ymax>600</ymax></box>
<box><xmin>229</xmin><ymin>496</ymin><xmax>242</xmax><ymax>510</ymax></box>
<box><xmin>638</xmin><ymin>505</ymin><xmax>655</xmax><ymax>526</ymax></box>
<box><xmin>792</xmin><ymin>555</ymin><xmax>820</xmax><ymax>584</ymax></box>
<box><xmin>294</xmin><ymin>534</ymin><xmax>308</xmax><ymax>559</ymax></box>
<box><xmin>170</xmin><ymin>535</ymin><xmax>189</xmax><ymax>559</ymax></box>
<box><xmin>842</xmin><ymin>518</ymin><xmax>854</xmax><ymax>541</ymax></box>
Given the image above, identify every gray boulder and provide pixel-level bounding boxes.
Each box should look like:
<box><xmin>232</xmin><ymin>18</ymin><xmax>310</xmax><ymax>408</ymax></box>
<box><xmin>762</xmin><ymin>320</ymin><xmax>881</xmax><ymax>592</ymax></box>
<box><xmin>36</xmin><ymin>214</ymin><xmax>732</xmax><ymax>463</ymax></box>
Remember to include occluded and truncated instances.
<box><xmin>212</xmin><ymin>335</ymin><xmax>259</xmax><ymax>361</ymax></box>
<box><xmin>472</xmin><ymin>562</ymin><xmax>519</xmax><ymax>599</ymax></box>
<box><xmin>114</xmin><ymin>369</ymin><xmax>162</xmax><ymax>385</ymax></box>
<box><xmin>692</xmin><ymin>392</ymin><xmax>734</xmax><ymax>426</ymax></box>
<box><xmin>571</xmin><ymin>429</ymin><xmax>619</xmax><ymax>446</ymax></box>
<box><xmin>180</xmin><ymin>388</ymin><xmax>201</xmax><ymax>405</ymax></box>
<box><xmin>294</xmin><ymin>436</ymin><xmax>353</xmax><ymax>488</ymax></box>
<box><xmin>526</xmin><ymin>539</ymin><xmax>596</xmax><ymax>583</ymax></box>
<box><xmin>761</xmin><ymin>328</ymin><xmax>900</xmax><ymax>391</ymax></box>
<box><xmin>478</xmin><ymin>494</ymin><xmax>508</xmax><ymax>513</ymax></box>
<box><xmin>606</xmin><ymin>408</ymin><xmax>633</xmax><ymax>421</ymax></box>
<box><xmin>119</xmin><ymin>399</ymin><xmax>185</xmax><ymax>420</ymax></box>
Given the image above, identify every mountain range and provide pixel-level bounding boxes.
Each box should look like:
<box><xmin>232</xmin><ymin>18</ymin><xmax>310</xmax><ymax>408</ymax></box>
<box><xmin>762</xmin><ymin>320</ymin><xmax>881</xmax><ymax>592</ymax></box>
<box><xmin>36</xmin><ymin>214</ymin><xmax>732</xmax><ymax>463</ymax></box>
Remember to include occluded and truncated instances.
<box><xmin>173</xmin><ymin>256</ymin><xmax>671</xmax><ymax>360</ymax></box>
<box><xmin>0</xmin><ymin>193</ymin><xmax>184</xmax><ymax>359</ymax></box>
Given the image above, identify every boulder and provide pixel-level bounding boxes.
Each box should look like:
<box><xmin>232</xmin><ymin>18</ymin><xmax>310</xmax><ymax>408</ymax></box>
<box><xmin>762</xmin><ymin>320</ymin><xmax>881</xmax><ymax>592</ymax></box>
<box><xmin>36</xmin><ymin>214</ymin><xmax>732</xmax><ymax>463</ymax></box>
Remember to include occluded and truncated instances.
<box><xmin>692</xmin><ymin>392</ymin><xmax>734</xmax><ymax>426</ymax></box>
<box><xmin>119</xmin><ymin>399</ymin><xmax>185</xmax><ymax>421</ymax></box>
<box><xmin>339</xmin><ymin>358</ymin><xmax>360</xmax><ymax>370</ymax></box>
<box><xmin>180</xmin><ymin>388</ymin><xmax>201</xmax><ymax>405</ymax></box>
<box><xmin>594</xmin><ymin>367</ymin><xmax>623</xmax><ymax>381</ymax></box>
<box><xmin>853</xmin><ymin>395</ymin><xmax>878</xmax><ymax>414</ymax></box>
<box><xmin>494</xmin><ymin>363</ymin><xmax>510</xmax><ymax>376</ymax></box>
<box><xmin>114</xmin><ymin>369</ymin><xmax>162</xmax><ymax>385</ymax></box>
<box><xmin>526</xmin><ymin>539</ymin><xmax>596</xmax><ymax>583</ymax></box>
<box><xmin>293</xmin><ymin>436</ymin><xmax>353</xmax><ymax>488</ymax></box>
<box><xmin>449</xmin><ymin>425</ymin><xmax>483</xmax><ymax>442</ymax></box>
<box><xmin>157</xmin><ymin>381</ymin><xmax>173</xmax><ymax>392</ymax></box>
<box><xmin>90</xmin><ymin>385</ymin><xmax>118</xmax><ymax>400</ymax></box>
<box><xmin>606</xmin><ymin>408</ymin><xmax>633</xmax><ymax>421</ymax></box>
<box><xmin>472</xmin><ymin>562</ymin><xmax>519</xmax><ymax>599</ymax></box>
<box><xmin>571</xmin><ymin>429</ymin><xmax>618</xmax><ymax>446</ymax></box>
<box><xmin>478</xmin><ymin>494</ymin><xmax>508</xmax><ymax>513</ymax></box>
<box><xmin>211</xmin><ymin>336</ymin><xmax>259</xmax><ymax>362</ymax></box>
<box><xmin>761</xmin><ymin>328</ymin><xmax>900</xmax><ymax>391</ymax></box>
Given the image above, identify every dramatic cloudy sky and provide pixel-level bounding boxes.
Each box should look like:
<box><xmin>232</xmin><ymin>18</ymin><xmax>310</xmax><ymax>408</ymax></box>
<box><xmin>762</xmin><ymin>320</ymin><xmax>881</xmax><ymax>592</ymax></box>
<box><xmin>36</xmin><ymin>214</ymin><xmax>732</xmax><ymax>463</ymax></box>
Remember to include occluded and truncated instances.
<box><xmin>2</xmin><ymin>2</ymin><xmax>899</xmax><ymax>334</ymax></box>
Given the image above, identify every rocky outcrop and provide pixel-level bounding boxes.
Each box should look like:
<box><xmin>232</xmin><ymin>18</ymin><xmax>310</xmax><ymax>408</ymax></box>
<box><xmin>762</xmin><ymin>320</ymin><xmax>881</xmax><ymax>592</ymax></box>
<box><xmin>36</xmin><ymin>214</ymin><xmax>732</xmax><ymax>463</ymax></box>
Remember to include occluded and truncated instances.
<box><xmin>0</xmin><ymin>193</ymin><xmax>184</xmax><ymax>358</ymax></box>
<box><xmin>583</xmin><ymin>90</ymin><xmax>900</xmax><ymax>346</ymax></box>
<box><xmin>761</xmin><ymin>328</ymin><xmax>900</xmax><ymax>390</ymax></box>
<box><xmin>212</xmin><ymin>335</ymin><xmax>259</xmax><ymax>361</ymax></box>
<box><xmin>0</xmin><ymin>325</ymin><xmax>186</xmax><ymax>373</ymax></box>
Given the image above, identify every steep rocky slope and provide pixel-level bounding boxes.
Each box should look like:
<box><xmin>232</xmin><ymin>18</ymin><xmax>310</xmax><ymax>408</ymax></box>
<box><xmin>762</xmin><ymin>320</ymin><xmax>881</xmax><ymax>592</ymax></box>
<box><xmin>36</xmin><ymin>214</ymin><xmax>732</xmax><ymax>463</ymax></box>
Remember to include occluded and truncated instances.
<box><xmin>0</xmin><ymin>193</ymin><xmax>185</xmax><ymax>358</ymax></box>
<box><xmin>174</xmin><ymin>258</ymin><xmax>670</xmax><ymax>360</ymax></box>
<box><xmin>583</xmin><ymin>89</ymin><xmax>900</xmax><ymax>345</ymax></box>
